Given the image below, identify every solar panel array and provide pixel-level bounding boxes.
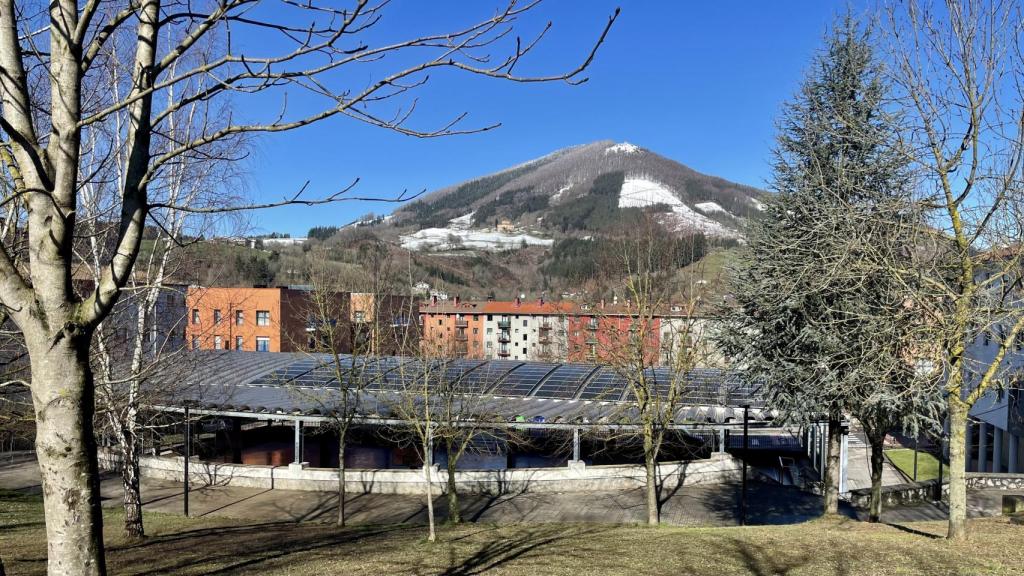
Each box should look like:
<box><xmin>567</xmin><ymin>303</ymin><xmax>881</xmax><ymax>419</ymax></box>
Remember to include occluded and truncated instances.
<box><xmin>460</xmin><ymin>360</ymin><xmax>522</xmax><ymax>393</ymax></box>
<box><xmin>532</xmin><ymin>364</ymin><xmax>600</xmax><ymax>399</ymax></box>
<box><xmin>577</xmin><ymin>367</ymin><xmax>627</xmax><ymax>401</ymax></box>
<box><xmin>491</xmin><ymin>362</ymin><xmax>559</xmax><ymax>396</ymax></box>
<box><xmin>172</xmin><ymin>351</ymin><xmax>760</xmax><ymax>407</ymax></box>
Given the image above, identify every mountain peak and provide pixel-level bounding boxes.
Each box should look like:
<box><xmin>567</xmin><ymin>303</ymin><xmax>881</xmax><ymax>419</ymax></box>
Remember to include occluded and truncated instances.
<box><xmin>392</xmin><ymin>141</ymin><xmax>764</xmax><ymax>250</ymax></box>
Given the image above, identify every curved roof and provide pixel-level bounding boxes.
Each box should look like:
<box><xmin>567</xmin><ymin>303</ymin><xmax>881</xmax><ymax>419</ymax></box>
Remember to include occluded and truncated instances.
<box><xmin>147</xmin><ymin>351</ymin><xmax>769</xmax><ymax>426</ymax></box>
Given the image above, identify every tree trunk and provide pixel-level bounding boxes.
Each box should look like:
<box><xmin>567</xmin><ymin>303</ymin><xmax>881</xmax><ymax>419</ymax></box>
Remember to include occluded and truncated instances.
<box><xmin>121</xmin><ymin>432</ymin><xmax>144</xmax><ymax>539</ymax></box>
<box><xmin>424</xmin><ymin>460</ymin><xmax>436</xmax><ymax>542</ymax></box>
<box><xmin>337</xmin><ymin>440</ymin><xmax>346</xmax><ymax>527</ymax></box>
<box><xmin>31</xmin><ymin>340</ymin><xmax>107</xmax><ymax>576</ymax></box>
<box><xmin>445</xmin><ymin>441</ymin><xmax>460</xmax><ymax>524</ymax></box>
<box><xmin>947</xmin><ymin>399</ymin><xmax>968</xmax><ymax>540</ymax></box>
<box><xmin>867</xmin><ymin>431</ymin><xmax>885</xmax><ymax>523</ymax></box>
<box><xmin>643</xmin><ymin>422</ymin><xmax>658</xmax><ymax>525</ymax></box>
<box><xmin>823</xmin><ymin>415</ymin><xmax>843</xmax><ymax>516</ymax></box>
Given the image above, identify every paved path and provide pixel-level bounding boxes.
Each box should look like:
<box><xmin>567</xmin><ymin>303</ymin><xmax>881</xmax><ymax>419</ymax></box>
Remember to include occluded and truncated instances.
<box><xmin>844</xmin><ymin>431</ymin><xmax>905</xmax><ymax>491</ymax></box>
<box><xmin>0</xmin><ymin>459</ymin><xmax>1009</xmax><ymax>527</ymax></box>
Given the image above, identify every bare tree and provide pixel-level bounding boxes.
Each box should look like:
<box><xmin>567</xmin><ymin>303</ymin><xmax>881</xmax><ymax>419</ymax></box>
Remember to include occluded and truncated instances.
<box><xmin>288</xmin><ymin>244</ymin><xmax>407</xmax><ymax>527</ymax></box>
<box><xmin>596</xmin><ymin>218</ymin><xmax>710</xmax><ymax>525</ymax></box>
<box><xmin>884</xmin><ymin>0</ymin><xmax>1024</xmax><ymax>539</ymax></box>
<box><xmin>0</xmin><ymin>1</ymin><xmax>617</xmax><ymax>571</ymax></box>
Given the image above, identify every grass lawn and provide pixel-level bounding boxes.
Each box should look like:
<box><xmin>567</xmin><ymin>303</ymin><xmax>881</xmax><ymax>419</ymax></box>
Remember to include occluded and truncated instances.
<box><xmin>2</xmin><ymin>490</ymin><xmax>1022</xmax><ymax>575</ymax></box>
<box><xmin>886</xmin><ymin>448</ymin><xmax>943</xmax><ymax>482</ymax></box>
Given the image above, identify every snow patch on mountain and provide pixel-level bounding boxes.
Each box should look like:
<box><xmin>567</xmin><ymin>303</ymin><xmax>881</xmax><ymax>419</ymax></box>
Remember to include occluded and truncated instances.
<box><xmin>400</xmin><ymin>228</ymin><xmax>553</xmax><ymax>252</ymax></box>
<box><xmin>605</xmin><ymin>142</ymin><xmax>641</xmax><ymax>155</ymax></box>
<box><xmin>618</xmin><ymin>177</ymin><xmax>684</xmax><ymax>209</ymax></box>
<box><xmin>750</xmin><ymin>198</ymin><xmax>766</xmax><ymax>211</ymax></box>
<box><xmin>618</xmin><ymin>177</ymin><xmax>735</xmax><ymax>237</ymax></box>
<box><xmin>448</xmin><ymin>212</ymin><xmax>474</xmax><ymax>229</ymax></box>
<box><xmin>552</xmin><ymin>183</ymin><xmax>573</xmax><ymax>203</ymax></box>
<box><xmin>695</xmin><ymin>202</ymin><xmax>727</xmax><ymax>214</ymax></box>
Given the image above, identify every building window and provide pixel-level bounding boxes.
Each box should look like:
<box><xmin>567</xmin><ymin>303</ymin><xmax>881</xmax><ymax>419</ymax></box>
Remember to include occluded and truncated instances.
<box><xmin>354</xmin><ymin>310</ymin><xmax>365</xmax><ymax>322</ymax></box>
<box><xmin>235</xmin><ymin>310</ymin><xmax>244</xmax><ymax>326</ymax></box>
<box><xmin>487</xmin><ymin>315</ymin><xmax>493</xmax><ymax>321</ymax></box>
<box><xmin>235</xmin><ymin>336</ymin><xmax>244</xmax><ymax>350</ymax></box>
<box><xmin>486</xmin><ymin>341</ymin><xmax>493</xmax><ymax>348</ymax></box>
<box><xmin>213</xmin><ymin>309</ymin><xmax>222</xmax><ymax>324</ymax></box>
<box><xmin>522</xmin><ymin>334</ymin><xmax>527</xmax><ymax>342</ymax></box>
<box><xmin>191</xmin><ymin>336</ymin><xmax>200</xmax><ymax>350</ymax></box>
<box><xmin>487</xmin><ymin>327</ymin><xmax>493</xmax><ymax>334</ymax></box>
<box><xmin>473</xmin><ymin>328</ymin><xmax>479</xmax><ymax>335</ymax></box>
<box><xmin>523</xmin><ymin>320</ymin><xmax>528</xmax><ymax>327</ymax></box>
<box><xmin>256</xmin><ymin>336</ymin><xmax>270</xmax><ymax>352</ymax></box>
<box><xmin>213</xmin><ymin>335</ymin><xmax>223</xmax><ymax>350</ymax></box>
<box><xmin>438</xmin><ymin>319</ymin><xmax>443</xmax><ymax>326</ymax></box>
<box><xmin>191</xmin><ymin>309</ymin><xmax>200</xmax><ymax>324</ymax></box>
<box><xmin>256</xmin><ymin>310</ymin><xmax>270</xmax><ymax>326</ymax></box>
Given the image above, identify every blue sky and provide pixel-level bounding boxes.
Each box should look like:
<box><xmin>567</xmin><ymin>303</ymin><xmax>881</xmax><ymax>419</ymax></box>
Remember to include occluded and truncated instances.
<box><xmin>242</xmin><ymin>1</ymin><xmax>854</xmax><ymax>236</ymax></box>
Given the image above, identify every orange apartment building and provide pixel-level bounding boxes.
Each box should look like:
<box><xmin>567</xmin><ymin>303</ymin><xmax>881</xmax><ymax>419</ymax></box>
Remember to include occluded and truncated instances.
<box><xmin>419</xmin><ymin>297</ymin><xmax>700</xmax><ymax>365</ymax></box>
<box><xmin>186</xmin><ymin>287</ymin><xmax>418</xmax><ymax>354</ymax></box>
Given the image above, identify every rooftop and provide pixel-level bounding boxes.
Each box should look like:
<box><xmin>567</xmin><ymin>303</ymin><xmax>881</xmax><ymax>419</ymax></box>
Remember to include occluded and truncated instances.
<box><xmin>144</xmin><ymin>351</ymin><xmax>768</xmax><ymax>427</ymax></box>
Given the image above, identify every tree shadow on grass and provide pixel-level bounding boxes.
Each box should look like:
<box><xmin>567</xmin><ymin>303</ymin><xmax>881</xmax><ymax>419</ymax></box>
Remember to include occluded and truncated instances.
<box><xmin>726</xmin><ymin>537</ymin><xmax>816</xmax><ymax>576</ymax></box>
<box><xmin>110</xmin><ymin>521</ymin><xmax>406</xmax><ymax>576</ymax></box>
<box><xmin>437</xmin><ymin>525</ymin><xmax>610</xmax><ymax>576</ymax></box>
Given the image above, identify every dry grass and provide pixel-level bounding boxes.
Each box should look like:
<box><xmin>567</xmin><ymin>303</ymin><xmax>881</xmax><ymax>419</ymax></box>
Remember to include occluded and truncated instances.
<box><xmin>2</xmin><ymin>490</ymin><xmax>1022</xmax><ymax>575</ymax></box>
<box><xmin>886</xmin><ymin>449</ymin><xmax>942</xmax><ymax>482</ymax></box>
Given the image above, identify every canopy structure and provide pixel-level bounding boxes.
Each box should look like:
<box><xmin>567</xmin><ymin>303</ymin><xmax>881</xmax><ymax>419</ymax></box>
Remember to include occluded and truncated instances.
<box><xmin>144</xmin><ymin>350</ymin><xmax>772</xmax><ymax>428</ymax></box>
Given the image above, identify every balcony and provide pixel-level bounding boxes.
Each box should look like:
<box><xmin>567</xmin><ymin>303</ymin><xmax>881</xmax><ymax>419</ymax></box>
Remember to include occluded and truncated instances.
<box><xmin>539</xmin><ymin>322</ymin><xmax>552</xmax><ymax>331</ymax></box>
<box><xmin>455</xmin><ymin>331</ymin><xmax>468</xmax><ymax>341</ymax></box>
<box><xmin>497</xmin><ymin>319</ymin><xmax>511</xmax><ymax>329</ymax></box>
<box><xmin>455</xmin><ymin>342</ymin><xmax>469</xmax><ymax>355</ymax></box>
<box><xmin>587</xmin><ymin>321</ymin><xmax>599</xmax><ymax>330</ymax></box>
<box><xmin>498</xmin><ymin>347</ymin><xmax>511</xmax><ymax>357</ymax></box>
<box><xmin>539</xmin><ymin>335</ymin><xmax>551</xmax><ymax>344</ymax></box>
<box><xmin>498</xmin><ymin>332</ymin><xmax>511</xmax><ymax>343</ymax></box>
<box><xmin>455</xmin><ymin>318</ymin><xmax>469</xmax><ymax>328</ymax></box>
<box><xmin>585</xmin><ymin>336</ymin><xmax>598</xmax><ymax>344</ymax></box>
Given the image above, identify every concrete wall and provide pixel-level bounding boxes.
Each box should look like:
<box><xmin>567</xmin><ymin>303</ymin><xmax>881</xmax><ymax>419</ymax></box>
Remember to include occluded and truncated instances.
<box><xmin>100</xmin><ymin>449</ymin><xmax>743</xmax><ymax>495</ymax></box>
<box><xmin>846</xmin><ymin>472</ymin><xmax>1024</xmax><ymax>509</ymax></box>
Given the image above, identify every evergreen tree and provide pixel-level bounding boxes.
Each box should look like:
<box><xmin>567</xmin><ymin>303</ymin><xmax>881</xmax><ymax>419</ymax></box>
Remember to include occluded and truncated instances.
<box><xmin>719</xmin><ymin>17</ymin><xmax>939</xmax><ymax>518</ymax></box>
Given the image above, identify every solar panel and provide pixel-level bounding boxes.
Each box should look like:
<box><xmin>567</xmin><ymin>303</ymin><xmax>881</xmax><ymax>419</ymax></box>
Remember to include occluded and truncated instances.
<box><xmin>532</xmin><ymin>364</ymin><xmax>599</xmax><ymax>399</ymax></box>
<box><xmin>577</xmin><ymin>367</ymin><xmax>627</xmax><ymax>401</ymax></box>
<box><xmin>361</xmin><ymin>357</ymin><xmax>410</xmax><ymax>390</ymax></box>
<box><xmin>380</xmin><ymin>358</ymin><xmax>453</xmax><ymax>391</ymax></box>
<box><xmin>461</xmin><ymin>360</ymin><xmax>523</xmax><ymax>393</ymax></box>
<box><xmin>291</xmin><ymin>356</ymin><xmax>354</xmax><ymax>388</ymax></box>
<box><xmin>492</xmin><ymin>362</ymin><xmax>558</xmax><ymax>396</ymax></box>
<box><xmin>444</xmin><ymin>359</ymin><xmax>486</xmax><ymax>388</ymax></box>
<box><xmin>249</xmin><ymin>358</ymin><xmax>321</xmax><ymax>386</ymax></box>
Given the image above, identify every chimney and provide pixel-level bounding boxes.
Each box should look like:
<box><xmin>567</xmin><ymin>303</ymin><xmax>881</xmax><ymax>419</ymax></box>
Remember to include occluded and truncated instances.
<box><xmin>600</xmin><ymin>298</ymin><xmax>605</xmax><ymax>309</ymax></box>
<box><xmin>514</xmin><ymin>296</ymin><xmax>521</xmax><ymax>308</ymax></box>
<box><xmin>431</xmin><ymin>294</ymin><xmax>438</xmax><ymax>305</ymax></box>
<box><xmin>538</xmin><ymin>296</ymin><xmax>544</xmax><ymax>305</ymax></box>
<box><xmin>454</xmin><ymin>294</ymin><xmax>460</xmax><ymax>306</ymax></box>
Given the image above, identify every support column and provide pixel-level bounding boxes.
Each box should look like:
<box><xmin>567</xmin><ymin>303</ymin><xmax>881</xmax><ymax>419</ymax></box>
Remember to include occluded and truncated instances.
<box><xmin>810</xmin><ymin>425</ymin><xmax>818</xmax><ymax>471</ymax></box>
<box><xmin>1009</xmin><ymin>434</ymin><xmax>1019</xmax><ymax>473</ymax></box>
<box><xmin>965</xmin><ymin>420</ymin><xmax>974</xmax><ymax>472</ymax></box>
<box><xmin>839</xmin><ymin>424</ymin><xmax>849</xmax><ymax>494</ymax></box>
<box><xmin>293</xmin><ymin>420</ymin><xmax>303</xmax><ymax>465</ymax></box>
<box><xmin>993</xmin><ymin>427</ymin><xmax>1003</xmax><ymax>473</ymax></box>
<box><xmin>572</xmin><ymin>427</ymin><xmax>581</xmax><ymax>462</ymax></box>
<box><xmin>819</xmin><ymin>423</ymin><xmax>827</xmax><ymax>474</ymax></box>
<box><xmin>231</xmin><ymin>418</ymin><xmax>242</xmax><ymax>464</ymax></box>
<box><xmin>978</xmin><ymin>421</ymin><xmax>989</xmax><ymax>473</ymax></box>
<box><xmin>719</xmin><ymin>427</ymin><xmax>727</xmax><ymax>454</ymax></box>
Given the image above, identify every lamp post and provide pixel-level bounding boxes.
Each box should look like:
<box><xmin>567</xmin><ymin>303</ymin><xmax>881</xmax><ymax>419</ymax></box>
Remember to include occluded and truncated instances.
<box><xmin>740</xmin><ymin>404</ymin><xmax>750</xmax><ymax>526</ymax></box>
<box><xmin>183</xmin><ymin>405</ymin><xmax>191</xmax><ymax>518</ymax></box>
